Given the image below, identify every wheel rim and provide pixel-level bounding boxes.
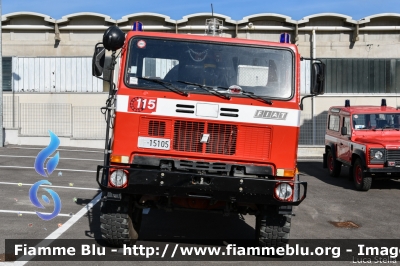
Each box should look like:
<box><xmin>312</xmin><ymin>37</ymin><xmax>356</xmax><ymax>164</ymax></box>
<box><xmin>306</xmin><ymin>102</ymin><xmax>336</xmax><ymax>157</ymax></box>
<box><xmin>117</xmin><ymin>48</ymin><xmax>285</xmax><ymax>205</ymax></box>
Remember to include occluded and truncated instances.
<box><xmin>328</xmin><ymin>154</ymin><xmax>334</xmax><ymax>172</ymax></box>
<box><xmin>355</xmin><ymin>165</ymin><xmax>363</xmax><ymax>184</ymax></box>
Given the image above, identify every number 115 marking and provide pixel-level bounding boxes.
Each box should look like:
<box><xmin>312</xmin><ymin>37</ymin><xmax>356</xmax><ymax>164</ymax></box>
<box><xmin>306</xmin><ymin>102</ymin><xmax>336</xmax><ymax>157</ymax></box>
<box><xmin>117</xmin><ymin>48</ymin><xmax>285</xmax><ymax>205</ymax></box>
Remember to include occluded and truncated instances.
<box><xmin>129</xmin><ymin>97</ymin><xmax>157</xmax><ymax>113</ymax></box>
<box><xmin>136</xmin><ymin>98</ymin><xmax>156</xmax><ymax>110</ymax></box>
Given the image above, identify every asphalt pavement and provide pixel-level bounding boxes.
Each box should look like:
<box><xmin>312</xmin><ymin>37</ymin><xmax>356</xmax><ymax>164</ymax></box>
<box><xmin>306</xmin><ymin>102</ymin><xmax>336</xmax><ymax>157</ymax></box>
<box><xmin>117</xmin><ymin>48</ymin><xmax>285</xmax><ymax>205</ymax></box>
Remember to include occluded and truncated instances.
<box><xmin>0</xmin><ymin>145</ymin><xmax>400</xmax><ymax>266</ymax></box>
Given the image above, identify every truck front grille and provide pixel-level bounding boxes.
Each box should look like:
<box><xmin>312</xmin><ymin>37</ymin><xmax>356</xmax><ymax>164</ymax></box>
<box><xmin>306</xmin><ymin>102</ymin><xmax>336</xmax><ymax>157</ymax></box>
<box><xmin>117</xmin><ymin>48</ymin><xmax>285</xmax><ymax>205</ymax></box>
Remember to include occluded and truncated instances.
<box><xmin>148</xmin><ymin>120</ymin><xmax>166</xmax><ymax>136</ymax></box>
<box><xmin>205</xmin><ymin>123</ymin><xmax>237</xmax><ymax>155</ymax></box>
<box><xmin>139</xmin><ymin>118</ymin><xmax>172</xmax><ymax>138</ymax></box>
<box><xmin>173</xmin><ymin>120</ymin><xmax>205</xmax><ymax>153</ymax></box>
<box><xmin>173</xmin><ymin>120</ymin><xmax>237</xmax><ymax>155</ymax></box>
<box><xmin>139</xmin><ymin>118</ymin><xmax>271</xmax><ymax>159</ymax></box>
<box><xmin>386</xmin><ymin>150</ymin><xmax>400</xmax><ymax>164</ymax></box>
<box><xmin>236</xmin><ymin>126</ymin><xmax>272</xmax><ymax>159</ymax></box>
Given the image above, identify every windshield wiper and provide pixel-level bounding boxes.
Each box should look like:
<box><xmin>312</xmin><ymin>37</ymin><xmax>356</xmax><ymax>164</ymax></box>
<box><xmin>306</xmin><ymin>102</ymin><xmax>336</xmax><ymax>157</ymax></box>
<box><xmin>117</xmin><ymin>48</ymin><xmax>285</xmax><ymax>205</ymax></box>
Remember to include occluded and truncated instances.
<box><xmin>177</xmin><ymin>80</ymin><xmax>231</xmax><ymax>100</ymax></box>
<box><xmin>217</xmin><ymin>86</ymin><xmax>272</xmax><ymax>105</ymax></box>
<box><xmin>138</xmin><ymin>77</ymin><xmax>189</xmax><ymax>97</ymax></box>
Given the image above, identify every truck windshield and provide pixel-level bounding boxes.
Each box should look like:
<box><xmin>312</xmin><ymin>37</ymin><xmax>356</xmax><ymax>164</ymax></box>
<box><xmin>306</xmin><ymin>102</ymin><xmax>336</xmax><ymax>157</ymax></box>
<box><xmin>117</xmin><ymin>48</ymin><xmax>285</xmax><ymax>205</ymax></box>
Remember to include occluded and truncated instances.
<box><xmin>353</xmin><ymin>113</ymin><xmax>400</xmax><ymax>130</ymax></box>
<box><xmin>125</xmin><ymin>37</ymin><xmax>294</xmax><ymax>100</ymax></box>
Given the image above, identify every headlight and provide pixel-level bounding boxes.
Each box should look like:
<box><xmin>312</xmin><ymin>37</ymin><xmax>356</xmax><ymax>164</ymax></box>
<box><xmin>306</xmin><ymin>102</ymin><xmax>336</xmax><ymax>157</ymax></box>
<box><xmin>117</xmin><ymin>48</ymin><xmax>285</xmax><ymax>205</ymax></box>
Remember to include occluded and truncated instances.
<box><xmin>374</xmin><ymin>151</ymin><xmax>383</xmax><ymax>160</ymax></box>
<box><xmin>109</xmin><ymin>169</ymin><xmax>128</xmax><ymax>188</ymax></box>
<box><xmin>275</xmin><ymin>183</ymin><xmax>293</xmax><ymax>201</ymax></box>
<box><xmin>369</xmin><ymin>148</ymin><xmax>385</xmax><ymax>164</ymax></box>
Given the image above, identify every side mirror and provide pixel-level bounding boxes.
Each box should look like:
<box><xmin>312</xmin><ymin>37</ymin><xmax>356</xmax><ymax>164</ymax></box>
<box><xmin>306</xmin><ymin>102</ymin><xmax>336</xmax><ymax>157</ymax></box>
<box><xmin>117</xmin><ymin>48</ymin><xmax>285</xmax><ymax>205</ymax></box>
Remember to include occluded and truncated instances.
<box><xmin>92</xmin><ymin>45</ymin><xmax>105</xmax><ymax>77</ymax></box>
<box><xmin>311</xmin><ymin>61</ymin><xmax>325</xmax><ymax>95</ymax></box>
<box><xmin>341</xmin><ymin>126</ymin><xmax>347</xmax><ymax>136</ymax></box>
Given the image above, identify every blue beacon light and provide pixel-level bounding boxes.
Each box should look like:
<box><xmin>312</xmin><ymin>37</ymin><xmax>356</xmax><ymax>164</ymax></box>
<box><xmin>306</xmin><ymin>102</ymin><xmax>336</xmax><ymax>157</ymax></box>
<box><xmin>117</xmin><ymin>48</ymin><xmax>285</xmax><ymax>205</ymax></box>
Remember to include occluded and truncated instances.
<box><xmin>280</xmin><ymin>32</ymin><xmax>290</xmax><ymax>43</ymax></box>
<box><xmin>132</xmin><ymin>21</ymin><xmax>143</xmax><ymax>31</ymax></box>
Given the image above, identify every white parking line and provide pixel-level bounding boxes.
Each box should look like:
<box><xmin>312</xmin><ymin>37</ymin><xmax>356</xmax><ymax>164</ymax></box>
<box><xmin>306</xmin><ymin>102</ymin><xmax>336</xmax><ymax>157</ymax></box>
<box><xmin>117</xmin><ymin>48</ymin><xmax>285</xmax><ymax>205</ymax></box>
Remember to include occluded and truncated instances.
<box><xmin>0</xmin><ymin>182</ymin><xmax>100</xmax><ymax>191</ymax></box>
<box><xmin>6</xmin><ymin>146</ymin><xmax>103</xmax><ymax>153</ymax></box>
<box><xmin>0</xmin><ymin>210</ymin><xmax>71</xmax><ymax>217</ymax></box>
<box><xmin>0</xmin><ymin>166</ymin><xmax>97</xmax><ymax>173</ymax></box>
<box><xmin>0</xmin><ymin>155</ymin><xmax>102</xmax><ymax>162</ymax></box>
<box><xmin>12</xmin><ymin>193</ymin><xmax>102</xmax><ymax>266</ymax></box>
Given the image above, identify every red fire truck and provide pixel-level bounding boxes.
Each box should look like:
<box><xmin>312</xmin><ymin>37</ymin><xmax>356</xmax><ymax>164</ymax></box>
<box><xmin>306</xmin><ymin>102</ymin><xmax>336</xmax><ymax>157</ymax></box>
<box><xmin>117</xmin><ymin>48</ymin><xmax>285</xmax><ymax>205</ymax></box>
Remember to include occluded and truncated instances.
<box><xmin>92</xmin><ymin>23</ymin><xmax>325</xmax><ymax>247</ymax></box>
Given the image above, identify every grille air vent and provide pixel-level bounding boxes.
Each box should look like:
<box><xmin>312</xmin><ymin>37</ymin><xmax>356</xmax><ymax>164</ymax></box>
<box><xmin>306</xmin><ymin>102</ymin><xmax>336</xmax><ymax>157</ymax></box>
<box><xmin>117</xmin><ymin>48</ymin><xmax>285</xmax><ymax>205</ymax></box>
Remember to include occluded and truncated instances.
<box><xmin>148</xmin><ymin>120</ymin><xmax>166</xmax><ymax>137</ymax></box>
<box><xmin>220</xmin><ymin>108</ymin><xmax>239</xmax><ymax>118</ymax></box>
<box><xmin>205</xmin><ymin>123</ymin><xmax>237</xmax><ymax>155</ymax></box>
<box><xmin>173</xmin><ymin>121</ymin><xmax>205</xmax><ymax>152</ymax></box>
<box><xmin>176</xmin><ymin>104</ymin><xmax>195</xmax><ymax>114</ymax></box>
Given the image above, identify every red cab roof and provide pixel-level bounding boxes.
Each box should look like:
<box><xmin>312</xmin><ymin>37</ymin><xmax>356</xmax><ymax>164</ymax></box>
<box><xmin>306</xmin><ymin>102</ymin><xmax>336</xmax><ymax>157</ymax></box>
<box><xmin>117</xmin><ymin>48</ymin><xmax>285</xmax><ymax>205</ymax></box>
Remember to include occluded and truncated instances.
<box><xmin>125</xmin><ymin>31</ymin><xmax>299</xmax><ymax>53</ymax></box>
<box><xmin>329</xmin><ymin>105</ymin><xmax>399</xmax><ymax>114</ymax></box>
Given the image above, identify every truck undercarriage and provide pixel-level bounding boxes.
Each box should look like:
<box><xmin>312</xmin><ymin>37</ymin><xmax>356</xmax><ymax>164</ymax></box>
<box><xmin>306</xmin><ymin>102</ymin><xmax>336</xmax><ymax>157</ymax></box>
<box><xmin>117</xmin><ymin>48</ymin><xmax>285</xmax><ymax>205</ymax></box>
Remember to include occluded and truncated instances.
<box><xmin>96</xmin><ymin>160</ymin><xmax>306</xmax><ymax>247</ymax></box>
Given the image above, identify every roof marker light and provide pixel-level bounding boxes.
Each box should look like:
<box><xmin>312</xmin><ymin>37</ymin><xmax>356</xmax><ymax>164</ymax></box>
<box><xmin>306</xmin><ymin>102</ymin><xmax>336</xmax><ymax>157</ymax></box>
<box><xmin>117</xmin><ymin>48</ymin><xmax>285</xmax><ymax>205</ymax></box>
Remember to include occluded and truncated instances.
<box><xmin>345</xmin><ymin>99</ymin><xmax>350</xmax><ymax>107</ymax></box>
<box><xmin>280</xmin><ymin>32</ymin><xmax>290</xmax><ymax>43</ymax></box>
<box><xmin>132</xmin><ymin>21</ymin><xmax>143</xmax><ymax>31</ymax></box>
<box><xmin>381</xmin><ymin>98</ymin><xmax>387</xmax><ymax>107</ymax></box>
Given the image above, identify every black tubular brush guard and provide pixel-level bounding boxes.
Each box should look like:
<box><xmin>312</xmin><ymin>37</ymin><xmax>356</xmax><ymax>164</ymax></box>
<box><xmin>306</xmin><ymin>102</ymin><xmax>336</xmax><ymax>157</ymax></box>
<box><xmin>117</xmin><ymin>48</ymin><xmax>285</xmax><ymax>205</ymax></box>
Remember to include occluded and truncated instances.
<box><xmin>96</xmin><ymin>165</ymin><xmax>307</xmax><ymax>206</ymax></box>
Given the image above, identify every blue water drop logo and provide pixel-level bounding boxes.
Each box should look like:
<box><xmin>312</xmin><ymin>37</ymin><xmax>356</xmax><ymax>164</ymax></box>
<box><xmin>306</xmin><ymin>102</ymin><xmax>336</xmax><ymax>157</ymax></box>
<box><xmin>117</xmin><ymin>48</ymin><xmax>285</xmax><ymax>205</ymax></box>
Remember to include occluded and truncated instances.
<box><xmin>34</xmin><ymin>130</ymin><xmax>60</xmax><ymax>177</ymax></box>
<box><xmin>29</xmin><ymin>180</ymin><xmax>62</xmax><ymax>221</ymax></box>
<box><xmin>30</xmin><ymin>130</ymin><xmax>62</xmax><ymax>221</ymax></box>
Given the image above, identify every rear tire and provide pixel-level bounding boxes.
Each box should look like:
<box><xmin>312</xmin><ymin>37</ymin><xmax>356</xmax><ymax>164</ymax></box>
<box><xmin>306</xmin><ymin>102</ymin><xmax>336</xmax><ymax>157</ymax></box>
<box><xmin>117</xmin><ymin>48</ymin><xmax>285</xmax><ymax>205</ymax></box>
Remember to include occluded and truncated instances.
<box><xmin>256</xmin><ymin>209</ymin><xmax>291</xmax><ymax>248</ymax></box>
<box><xmin>353</xmin><ymin>159</ymin><xmax>372</xmax><ymax>191</ymax></box>
<box><xmin>327</xmin><ymin>150</ymin><xmax>341</xmax><ymax>177</ymax></box>
<box><xmin>100</xmin><ymin>196</ymin><xmax>142</xmax><ymax>246</ymax></box>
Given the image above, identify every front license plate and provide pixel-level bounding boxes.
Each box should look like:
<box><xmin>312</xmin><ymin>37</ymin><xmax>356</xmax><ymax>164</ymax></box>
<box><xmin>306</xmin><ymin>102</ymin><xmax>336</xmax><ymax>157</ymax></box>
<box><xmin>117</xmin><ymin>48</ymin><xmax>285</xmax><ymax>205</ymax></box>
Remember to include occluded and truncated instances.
<box><xmin>138</xmin><ymin>137</ymin><xmax>170</xmax><ymax>150</ymax></box>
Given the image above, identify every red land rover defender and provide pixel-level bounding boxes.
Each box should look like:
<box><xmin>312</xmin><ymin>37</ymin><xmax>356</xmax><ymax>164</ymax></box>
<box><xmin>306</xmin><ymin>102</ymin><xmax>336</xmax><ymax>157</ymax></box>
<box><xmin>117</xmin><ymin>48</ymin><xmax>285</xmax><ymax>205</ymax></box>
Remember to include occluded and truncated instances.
<box><xmin>323</xmin><ymin>99</ymin><xmax>400</xmax><ymax>191</ymax></box>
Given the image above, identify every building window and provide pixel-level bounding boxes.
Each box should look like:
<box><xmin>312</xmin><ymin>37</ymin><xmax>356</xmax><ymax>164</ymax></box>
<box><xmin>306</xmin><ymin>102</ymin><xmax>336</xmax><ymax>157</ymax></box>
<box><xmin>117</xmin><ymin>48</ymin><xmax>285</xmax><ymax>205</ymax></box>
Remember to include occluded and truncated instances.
<box><xmin>3</xmin><ymin>57</ymin><xmax>12</xmax><ymax>91</ymax></box>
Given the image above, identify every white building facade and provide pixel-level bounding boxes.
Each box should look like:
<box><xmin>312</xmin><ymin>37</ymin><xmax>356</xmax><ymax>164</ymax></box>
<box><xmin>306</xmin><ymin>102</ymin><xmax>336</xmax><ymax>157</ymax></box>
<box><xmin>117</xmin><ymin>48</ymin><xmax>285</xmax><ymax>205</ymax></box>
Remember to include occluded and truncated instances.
<box><xmin>3</xmin><ymin>11</ymin><xmax>400</xmax><ymax>148</ymax></box>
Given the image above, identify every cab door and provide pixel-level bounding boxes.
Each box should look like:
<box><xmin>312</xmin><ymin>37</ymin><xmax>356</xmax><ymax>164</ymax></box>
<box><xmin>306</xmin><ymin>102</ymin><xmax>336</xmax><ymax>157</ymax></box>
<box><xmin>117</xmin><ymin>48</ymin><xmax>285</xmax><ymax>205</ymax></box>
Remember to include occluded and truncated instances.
<box><xmin>337</xmin><ymin>116</ymin><xmax>351</xmax><ymax>163</ymax></box>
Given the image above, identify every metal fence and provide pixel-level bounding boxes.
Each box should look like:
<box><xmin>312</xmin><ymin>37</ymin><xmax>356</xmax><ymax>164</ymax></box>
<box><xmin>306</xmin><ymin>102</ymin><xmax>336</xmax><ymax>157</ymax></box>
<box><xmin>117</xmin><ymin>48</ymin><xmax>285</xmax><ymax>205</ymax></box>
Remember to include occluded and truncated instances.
<box><xmin>72</xmin><ymin>106</ymin><xmax>106</xmax><ymax>139</ymax></box>
<box><xmin>3</xmin><ymin>95</ymin><xmax>18</xmax><ymax>128</ymax></box>
<box><xmin>3</xmin><ymin>98</ymin><xmax>327</xmax><ymax>145</ymax></box>
<box><xmin>299</xmin><ymin>112</ymin><xmax>327</xmax><ymax>146</ymax></box>
<box><xmin>3</xmin><ymin>97</ymin><xmax>106</xmax><ymax>140</ymax></box>
<box><xmin>20</xmin><ymin>103</ymin><xmax>71</xmax><ymax>136</ymax></box>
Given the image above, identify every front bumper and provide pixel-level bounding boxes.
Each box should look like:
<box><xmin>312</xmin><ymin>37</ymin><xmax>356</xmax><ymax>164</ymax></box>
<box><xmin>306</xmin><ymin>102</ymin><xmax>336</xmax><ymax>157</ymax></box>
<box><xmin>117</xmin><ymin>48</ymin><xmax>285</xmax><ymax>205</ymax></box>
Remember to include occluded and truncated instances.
<box><xmin>96</xmin><ymin>165</ymin><xmax>307</xmax><ymax>206</ymax></box>
<box><xmin>367</xmin><ymin>166</ymin><xmax>400</xmax><ymax>178</ymax></box>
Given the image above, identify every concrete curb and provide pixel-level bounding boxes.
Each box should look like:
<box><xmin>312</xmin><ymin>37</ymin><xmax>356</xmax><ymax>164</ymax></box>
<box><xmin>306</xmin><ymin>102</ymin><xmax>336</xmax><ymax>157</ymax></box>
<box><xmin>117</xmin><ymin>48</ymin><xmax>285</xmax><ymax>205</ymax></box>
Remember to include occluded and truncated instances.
<box><xmin>298</xmin><ymin>147</ymin><xmax>324</xmax><ymax>158</ymax></box>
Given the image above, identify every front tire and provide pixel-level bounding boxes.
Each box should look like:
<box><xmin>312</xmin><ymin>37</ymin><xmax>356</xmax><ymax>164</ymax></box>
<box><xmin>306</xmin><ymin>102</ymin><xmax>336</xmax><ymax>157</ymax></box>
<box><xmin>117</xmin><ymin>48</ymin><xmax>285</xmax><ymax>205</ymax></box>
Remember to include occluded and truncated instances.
<box><xmin>256</xmin><ymin>210</ymin><xmax>291</xmax><ymax>248</ymax></box>
<box><xmin>353</xmin><ymin>159</ymin><xmax>372</xmax><ymax>191</ymax></box>
<box><xmin>100</xmin><ymin>196</ymin><xmax>142</xmax><ymax>246</ymax></box>
<box><xmin>327</xmin><ymin>150</ymin><xmax>341</xmax><ymax>177</ymax></box>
